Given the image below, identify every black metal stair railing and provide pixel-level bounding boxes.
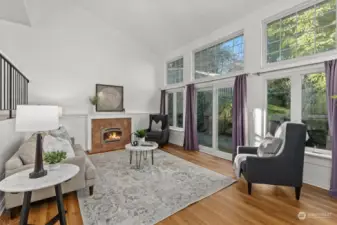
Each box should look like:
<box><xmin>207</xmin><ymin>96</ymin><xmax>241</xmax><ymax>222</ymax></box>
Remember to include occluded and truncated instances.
<box><xmin>0</xmin><ymin>52</ymin><xmax>29</xmax><ymax>119</ymax></box>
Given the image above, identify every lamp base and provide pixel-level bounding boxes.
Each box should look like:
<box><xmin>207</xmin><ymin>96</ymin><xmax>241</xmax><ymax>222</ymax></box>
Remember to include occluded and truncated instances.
<box><xmin>29</xmin><ymin>132</ymin><xmax>48</xmax><ymax>179</ymax></box>
<box><xmin>29</xmin><ymin>169</ymin><xmax>47</xmax><ymax>179</ymax></box>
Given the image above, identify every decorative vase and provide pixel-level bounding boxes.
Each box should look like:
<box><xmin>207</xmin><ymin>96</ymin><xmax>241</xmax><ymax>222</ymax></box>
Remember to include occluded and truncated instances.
<box><xmin>49</xmin><ymin>164</ymin><xmax>60</xmax><ymax>170</ymax></box>
<box><xmin>139</xmin><ymin>137</ymin><xmax>146</xmax><ymax>143</ymax></box>
<box><xmin>91</xmin><ymin>105</ymin><xmax>96</xmax><ymax>114</ymax></box>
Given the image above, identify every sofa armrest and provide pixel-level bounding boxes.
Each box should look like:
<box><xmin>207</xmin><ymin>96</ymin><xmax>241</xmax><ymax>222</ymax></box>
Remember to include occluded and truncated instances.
<box><xmin>237</xmin><ymin>146</ymin><xmax>258</xmax><ymax>155</ymax></box>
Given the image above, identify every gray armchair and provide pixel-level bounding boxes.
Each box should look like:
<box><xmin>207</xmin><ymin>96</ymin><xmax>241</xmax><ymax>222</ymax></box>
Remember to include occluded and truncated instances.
<box><xmin>237</xmin><ymin>123</ymin><xmax>307</xmax><ymax>200</ymax></box>
<box><xmin>145</xmin><ymin>114</ymin><xmax>169</xmax><ymax>147</ymax></box>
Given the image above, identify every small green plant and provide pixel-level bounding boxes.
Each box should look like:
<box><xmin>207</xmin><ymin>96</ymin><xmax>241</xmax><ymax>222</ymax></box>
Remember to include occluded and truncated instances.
<box><xmin>44</xmin><ymin>151</ymin><xmax>67</xmax><ymax>164</ymax></box>
<box><xmin>134</xmin><ymin>129</ymin><xmax>146</xmax><ymax>138</ymax></box>
<box><xmin>89</xmin><ymin>95</ymin><xmax>99</xmax><ymax>105</ymax></box>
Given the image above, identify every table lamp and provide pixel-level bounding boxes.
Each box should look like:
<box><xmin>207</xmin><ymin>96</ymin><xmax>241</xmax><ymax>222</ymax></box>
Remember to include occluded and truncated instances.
<box><xmin>16</xmin><ymin>105</ymin><xmax>59</xmax><ymax>179</ymax></box>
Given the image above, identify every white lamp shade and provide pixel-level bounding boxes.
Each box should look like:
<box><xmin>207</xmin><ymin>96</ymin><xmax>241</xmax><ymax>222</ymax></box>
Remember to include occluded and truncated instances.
<box><xmin>16</xmin><ymin>105</ymin><xmax>60</xmax><ymax>132</ymax></box>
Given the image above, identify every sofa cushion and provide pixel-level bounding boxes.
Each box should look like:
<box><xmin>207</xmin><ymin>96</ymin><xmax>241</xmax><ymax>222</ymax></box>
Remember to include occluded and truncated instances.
<box><xmin>5</xmin><ymin>157</ymin><xmax>23</xmax><ymax>171</ymax></box>
<box><xmin>17</xmin><ymin>137</ymin><xmax>37</xmax><ymax>165</ymax></box>
<box><xmin>43</xmin><ymin>135</ymin><xmax>75</xmax><ymax>158</ymax></box>
<box><xmin>49</xmin><ymin>125</ymin><xmax>72</xmax><ymax>145</ymax></box>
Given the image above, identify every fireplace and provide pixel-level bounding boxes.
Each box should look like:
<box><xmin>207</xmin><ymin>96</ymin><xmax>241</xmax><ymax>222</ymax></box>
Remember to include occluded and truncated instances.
<box><xmin>102</xmin><ymin>128</ymin><xmax>122</xmax><ymax>143</ymax></box>
<box><xmin>91</xmin><ymin>118</ymin><xmax>131</xmax><ymax>153</ymax></box>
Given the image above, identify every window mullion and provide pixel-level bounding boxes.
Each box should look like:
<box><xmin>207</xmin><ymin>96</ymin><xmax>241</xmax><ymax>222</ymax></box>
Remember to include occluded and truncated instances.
<box><xmin>291</xmin><ymin>75</ymin><xmax>302</xmax><ymax>122</ymax></box>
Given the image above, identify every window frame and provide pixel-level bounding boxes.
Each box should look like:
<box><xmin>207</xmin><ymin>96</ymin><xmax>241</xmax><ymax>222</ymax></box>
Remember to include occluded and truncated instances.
<box><xmin>263</xmin><ymin>64</ymin><xmax>332</xmax><ymax>156</ymax></box>
<box><xmin>166</xmin><ymin>56</ymin><xmax>184</xmax><ymax>86</ymax></box>
<box><xmin>166</xmin><ymin>88</ymin><xmax>185</xmax><ymax>131</ymax></box>
<box><xmin>192</xmin><ymin>30</ymin><xmax>245</xmax><ymax>84</ymax></box>
<box><xmin>262</xmin><ymin>0</ymin><xmax>337</xmax><ymax>68</ymax></box>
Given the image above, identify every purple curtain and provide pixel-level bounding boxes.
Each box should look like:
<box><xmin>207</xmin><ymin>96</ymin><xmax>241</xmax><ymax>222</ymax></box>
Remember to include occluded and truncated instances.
<box><xmin>184</xmin><ymin>84</ymin><xmax>199</xmax><ymax>151</ymax></box>
<box><xmin>160</xmin><ymin>90</ymin><xmax>166</xmax><ymax>114</ymax></box>
<box><xmin>325</xmin><ymin>60</ymin><xmax>337</xmax><ymax>198</ymax></box>
<box><xmin>232</xmin><ymin>74</ymin><xmax>248</xmax><ymax>162</ymax></box>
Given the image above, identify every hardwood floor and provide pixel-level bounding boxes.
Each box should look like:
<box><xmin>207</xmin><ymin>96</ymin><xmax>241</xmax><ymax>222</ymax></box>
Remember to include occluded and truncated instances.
<box><xmin>1</xmin><ymin>144</ymin><xmax>337</xmax><ymax>225</ymax></box>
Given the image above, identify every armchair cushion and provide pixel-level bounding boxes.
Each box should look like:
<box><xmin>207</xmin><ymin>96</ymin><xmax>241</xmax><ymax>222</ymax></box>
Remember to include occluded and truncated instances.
<box><xmin>151</xmin><ymin>120</ymin><xmax>162</xmax><ymax>131</ymax></box>
<box><xmin>257</xmin><ymin>137</ymin><xmax>283</xmax><ymax>157</ymax></box>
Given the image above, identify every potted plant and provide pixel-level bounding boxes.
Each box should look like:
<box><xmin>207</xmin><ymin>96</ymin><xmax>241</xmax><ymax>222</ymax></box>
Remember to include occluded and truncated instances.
<box><xmin>44</xmin><ymin>151</ymin><xmax>67</xmax><ymax>170</ymax></box>
<box><xmin>89</xmin><ymin>95</ymin><xmax>99</xmax><ymax>113</ymax></box>
<box><xmin>134</xmin><ymin>129</ymin><xmax>147</xmax><ymax>143</ymax></box>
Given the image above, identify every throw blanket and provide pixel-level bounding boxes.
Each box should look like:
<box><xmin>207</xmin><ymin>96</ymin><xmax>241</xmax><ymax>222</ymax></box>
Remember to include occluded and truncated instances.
<box><xmin>233</xmin><ymin>154</ymin><xmax>257</xmax><ymax>178</ymax></box>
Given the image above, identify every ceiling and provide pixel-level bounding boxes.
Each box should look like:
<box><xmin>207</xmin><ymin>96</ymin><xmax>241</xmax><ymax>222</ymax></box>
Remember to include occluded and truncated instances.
<box><xmin>79</xmin><ymin>0</ymin><xmax>279</xmax><ymax>54</ymax></box>
<box><xmin>0</xmin><ymin>0</ymin><xmax>280</xmax><ymax>54</ymax></box>
<box><xmin>0</xmin><ymin>0</ymin><xmax>30</xmax><ymax>26</ymax></box>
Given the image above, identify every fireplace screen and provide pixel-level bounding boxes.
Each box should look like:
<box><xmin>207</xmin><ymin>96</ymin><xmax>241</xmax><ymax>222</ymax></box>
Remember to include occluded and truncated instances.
<box><xmin>101</xmin><ymin>128</ymin><xmax>122</xmax><ymax>143</ymax></box>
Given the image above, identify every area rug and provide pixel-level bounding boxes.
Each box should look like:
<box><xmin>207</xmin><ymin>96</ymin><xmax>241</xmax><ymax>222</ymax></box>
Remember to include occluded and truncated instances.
<box><xmin>77</xmin><ymin>149</ymin><xmax>235</xmax><ymax>225</ymax></box>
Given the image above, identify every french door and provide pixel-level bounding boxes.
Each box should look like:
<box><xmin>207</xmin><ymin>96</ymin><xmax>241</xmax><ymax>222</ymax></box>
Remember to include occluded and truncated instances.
<box><xmin>196</xmin><ymin>82</ymin><xmax>234</xmax><ymax>160</ymax></box>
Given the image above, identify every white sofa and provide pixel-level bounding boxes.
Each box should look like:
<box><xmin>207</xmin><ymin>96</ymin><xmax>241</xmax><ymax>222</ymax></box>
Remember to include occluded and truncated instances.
<box><xmin>4</xmin><ymin>140</ymin><xmax>96</xmax><ymax>215</ymax></box>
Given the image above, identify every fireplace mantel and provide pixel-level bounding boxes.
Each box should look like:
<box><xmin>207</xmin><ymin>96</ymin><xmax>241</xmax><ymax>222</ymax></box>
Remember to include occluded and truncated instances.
<box><xmin>87</xmin><ymin>113</ymin><xmax>132</xmax><ymax>152</ymax></box>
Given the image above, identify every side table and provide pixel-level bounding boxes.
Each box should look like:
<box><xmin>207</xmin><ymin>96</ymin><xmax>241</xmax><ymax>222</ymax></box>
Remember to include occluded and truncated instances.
<box><xmin>0</xmin><ymin>164</ymin><xmax>79</xmax><ymax>225</ymax></box>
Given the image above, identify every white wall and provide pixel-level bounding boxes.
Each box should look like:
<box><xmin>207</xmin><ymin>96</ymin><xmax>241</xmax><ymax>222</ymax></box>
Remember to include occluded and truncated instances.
<box><xmin>0</xmin><ymin>6</ymin><xmax>163</xmax><ymax>115</ymax></box>
<box><xmin>0</xmin><ymin>119</ymin><xmax>25</xmax><ymax>214</ymax></box>
<box><xmin>165</xmin><ymin>0</ymin><xmax>334</xmax><ymax>190</ymax></box>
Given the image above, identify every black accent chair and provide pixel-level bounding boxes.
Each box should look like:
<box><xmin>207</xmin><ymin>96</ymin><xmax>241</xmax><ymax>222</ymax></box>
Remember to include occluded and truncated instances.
<box><xmin>145</xmin><ymin>114</ymin><xmax>169</xmax><ymax>147</ymax></box>
<box><xmin>237</xmin><ymin>123</ymin><xmax>307</xmax><ymax>200</ymax></box>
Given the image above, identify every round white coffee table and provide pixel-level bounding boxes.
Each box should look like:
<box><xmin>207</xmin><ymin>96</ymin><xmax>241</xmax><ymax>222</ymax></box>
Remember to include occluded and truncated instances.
<box><xmin>0</xmin><ymin>164</ymin><xmax>79</xmax><ymax>225</ymax></box>
<box><xmin>125</xmin><ymin>142</ymin><xmax>158</xmax><ymax>169</ymax></box>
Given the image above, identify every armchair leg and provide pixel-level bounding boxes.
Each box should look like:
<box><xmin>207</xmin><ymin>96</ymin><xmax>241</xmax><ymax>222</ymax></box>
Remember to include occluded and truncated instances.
<box><xmin>89</xmin><ymin>186</ymin><xmax>94</xmax><ymax>196</ymax></box>
<box><xmin>248</xmin><ymin>182</ymin><xmax>252</xmax><ymax>195</ymax></box>
<box><xmin>295</xmin><ymin>187</ymin><xmax>301</xmax><ymax>200</ymax></box>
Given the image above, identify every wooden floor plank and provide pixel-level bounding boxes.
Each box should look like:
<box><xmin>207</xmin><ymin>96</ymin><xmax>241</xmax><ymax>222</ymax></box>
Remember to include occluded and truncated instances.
<box><xmin>1</xmin><ymin>144</ymin><xmax>336</xmax><ymax>224</ymax></box>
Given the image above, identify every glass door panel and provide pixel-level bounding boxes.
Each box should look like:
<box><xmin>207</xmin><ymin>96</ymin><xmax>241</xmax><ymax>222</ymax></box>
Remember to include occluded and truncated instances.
<box><xmin>218</xmin><ymin>87</ymin><xmax>234</xmax><ymax>153</ymax></box>
<box><xmin>197</xmin><ymin>89</ymin><xmax>213</xmax><ymax>148</ymax></box>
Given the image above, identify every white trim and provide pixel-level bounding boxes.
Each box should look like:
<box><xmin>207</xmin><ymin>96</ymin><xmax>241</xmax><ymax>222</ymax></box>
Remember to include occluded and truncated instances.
<box><xmin>169</xmin><ymin>127</ymin><xmax>184</xmax><ymax>132</ymax></box>
<box><xmin>261</xmin><ymin>0</ymin><xmax>337</xmax><ymax>68</ymax></box>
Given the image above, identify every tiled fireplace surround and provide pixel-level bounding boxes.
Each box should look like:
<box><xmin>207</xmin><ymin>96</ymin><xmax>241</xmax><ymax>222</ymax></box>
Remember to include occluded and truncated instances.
<box><xmin>91</xmin><ymin>117</ymin><xmax>131</xmax><ymax>153</ymax></box>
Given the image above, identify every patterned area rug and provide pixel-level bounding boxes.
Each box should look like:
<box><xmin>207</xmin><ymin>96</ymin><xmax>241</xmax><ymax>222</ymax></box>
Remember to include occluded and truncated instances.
<box><xmin>77</xmin><ymin>149</ymin><xmax>235</xmax><ymax>225</ymax></box>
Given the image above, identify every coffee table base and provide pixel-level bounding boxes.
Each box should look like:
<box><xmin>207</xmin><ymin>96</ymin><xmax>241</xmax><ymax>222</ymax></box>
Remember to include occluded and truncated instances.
<box><xmin>130</xmin><ymin>150</ymin><xmax>154</xmax><ymax>169</ymax></box>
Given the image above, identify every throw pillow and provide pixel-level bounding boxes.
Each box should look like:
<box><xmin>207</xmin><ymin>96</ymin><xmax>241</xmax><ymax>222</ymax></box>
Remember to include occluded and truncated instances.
<box><xmin>151</xmin><ymin>120</ymin><xmax>162</xmax><ymax>131</ymax></box>
<box><xmin>43</xmin><ymin>135</ymin><xmax>75</xmax><ymax>158</ymax></box>
<box><xmin>17</xmin><ymin>136</ymin><xmax>37</xmax><ymax>165</ymax></box>
<box><xmin>257</xmin><ymin>137</ymin><xmax>283</xmax><ymax>157</ymax></box>
<box><xmin>49</xmin><ymin>126</ymin><xmax>72</xmax><ymax>145</ymax></box>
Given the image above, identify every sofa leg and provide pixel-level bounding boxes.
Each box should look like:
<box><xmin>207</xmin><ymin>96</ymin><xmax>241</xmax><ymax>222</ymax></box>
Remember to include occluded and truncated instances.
<box><xmin>248</xmin><ymin>182</ymin><xmax>252</xmax><ymax>195</ymax></box>
<box><xmin>295</xmin><ymin>187</ymin><xmax>301</xmax><ymax>200</ymax></box>
<box><xmin>89</xmin><ymin>186</ymin><xmax>94</xmax><ymax>196</ymax></box>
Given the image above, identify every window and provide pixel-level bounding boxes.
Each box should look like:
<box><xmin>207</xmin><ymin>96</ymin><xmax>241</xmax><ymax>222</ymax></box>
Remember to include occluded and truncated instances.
<box><xmin>176</xmin><ymin>92</ymin><xmax>184</xmax><ymax>128</ymax></box>
<box><xmin>265</xmin><ymin>69</ymin><xmax>331</xmax><ymax>152</ymax></box>
<box><xmin>167</xmin><ymin>58</ymin><xmax>183</xmax><ymax>85</ymax></box>
<box><xmin>194</xmin><ymin>35</ymin><xmax>244</xmax><ymax>80</ymax></box>
<box><xmin>197</xmin><ymin>89</ymin><xmax>213</xmax><ymax>148</ymax></box>
<box><xmin>302</xmin><ymin>73</ymin><xmax>330</xmax><ymax>150</ymax></box>
<box><xmin>266</xmin><ymin>0</ymin><xmax>336</xmax><ymax>63</ymax></box>
<box><xmin>218</xmin><ymin>87</ymin><xmax>234</xmax><ymax>153</ymax></box>
<box><xmin>168</xmin><ymin>93</ymin><xmax>174</xmax><ymax>126</ymax></box>
<box><xmin>167</xmin><ymin>90</ymin><xmax>184</xmax><ymax>128</ymax></box>
<box><xmin>267</xmin><ymin>77</ymin><xmax>291</xmax><ymax>128</ymax></box>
